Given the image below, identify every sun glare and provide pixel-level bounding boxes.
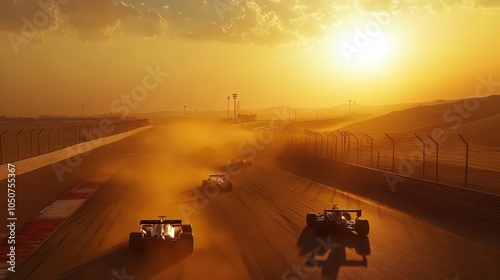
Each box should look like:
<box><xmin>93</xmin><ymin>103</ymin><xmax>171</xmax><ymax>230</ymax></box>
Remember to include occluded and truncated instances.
<box><xmin>352</xmin><ymin>34</ymin><xmax>395</xmax><ymax>68</ymax></box>
<box><xmin>320</xmin><ymin>20</ymin><xmax>397</xmax><ymax>72</ymax></box>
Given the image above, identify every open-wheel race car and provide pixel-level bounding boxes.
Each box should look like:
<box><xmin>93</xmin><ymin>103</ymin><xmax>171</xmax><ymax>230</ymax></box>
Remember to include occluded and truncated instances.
<box><xmin>230</xmin><ymin>156</ymin><xmax>253</xmax><ymax>169</ymax></box>
<box><xmin>306</xmin><ymin>204</ymin><xmax>370</xmax><ymax>236</ymax></box>
<box><xmin>201</xmin><ymin>174</ymin><xmax>233</xmax><ymax>192</ymax></box>
<box><xmin>129</xmin><ymin>216</ymin><xmax>194</xmax><ymax>254</ymax></box>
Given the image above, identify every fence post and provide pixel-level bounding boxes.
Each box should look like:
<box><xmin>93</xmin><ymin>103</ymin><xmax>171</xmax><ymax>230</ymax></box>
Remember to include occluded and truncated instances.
<box><xmin>82</xmin><ymin>124</ymin><xmax>90</xmax><ymax>141</ymax></box>
<box><xmin>365</xmin><ymin>133</ymin><xmax>373</xmax><ymax>166</ymax></box>
<box><xmin>69</xmin><ymin>126</ymin><xmax>74</xmax><ymax>145</ymax></box>
<box><xmin>458</xmin><ymin>134</ymin><xmax>469</xmax><ymax>188</ymax></box>
<box><xmin>16</xmin><ymin>129</ymin><xmax>23</xmax><ymax>160</ymax></box>
<box><xmin>76</xmin><ymin>125</ymin><xmax>82</xmax><ymax>143</ymax></box>
<box><xmin>317</xmin><ymin>132</ymin><xmax>323</xmax><ymax>156</ymax></box>
<box><xmin>360</xmin><ymin>133</ymin><xmax>365</xmax><ymax>164</ymax></box>
<box><xmin>329</xmin><ymin>131</ymin><xmax>337</xmax><ymax>159</ymax></box>
<box><xmin>63</xmin><ymin>126</ymin><xmax>67</xmax><ymax>146</ymax></box>
<box><xmin>292</xmin><ymin>130</ymin><xmax>296</xmax><ymax>149</ymax></box>
<box><xmin>428</xmin><ymin>135</ymin><xmax>439</xmax><ymax>182</ymax></box>
<box><xmin>307</xmin><ymin>130</ymin><xmax>313</xmax><ymax>154</ymax></box>
<box><xmin>414</xmin><ymin>133</ymin><xmax>425</xmax><ymax>179</ymax></box>
<box><xmin>64</xmin><ymin>126</ymin><xmax>69</xmax><ymax>146</ymax></box>
<box><xmin>297</xmin><ymin>130</ymin><xmax>301</xmax><ymax>152</ymax></box>
<box><xmin>57</xmin><ymin>127</ymin><xmax>63</xmax><ymax>148</ymax></box>
<box><xmin>348</xmin><ymin>132</ymin><xmax>359</xmax><ymax>164</ymax></box>
<box><xmin>285</xmin><ymin>130</ymin><xmax>290</xmax><ymax>148</ymax></box>
<box><xmin>325</xmin><ymin>131</ymin><xmax>329</xmax><ymax>157</ymax></box>
<box><xmin>62</xmin><ymin>127</ymin><xmax>68</xmax><ymax>147</ymax></box>
<box><xmin>298</xmin><ymin>130</ymin><xmax>302</xmax><ymax>151</ymax></box>
<box><xmin>337</xmin><ymin>131</ymin><xmax>342</xmax><ymax>159</ymax></box>
<box><xmin>37</xmin><ymin>128</ymin><xmax>44</xmax><ymax>155</ymax></box>
<box><xmin>337</xmin><ymin>130</ymin><xmax>346</xmax><ymax>161</ymax></box>
<box><xmin>73</xmin><ymin>125</ymin><xmax>78</xmax><ymax>144</ymax></box>
<box><xmin>385</xmin><ymin>133</ymin><xmax>395</xmax><ymax>172</ymax></box>
<box><xmin>302</xmin><ymin>130</ymin><xmax>307</xmax><ymax>152</ymax></box>
<box><xmin>67</xmin><ymin>126</ymin><xmax>73</xmax><ymax>146</ymax></box>
<box><xmin>345</xmin><ymin>132</ymin><xmax>350</xmax><ymax>162</ymax></box>
<box><xmin>47</xmin><ymin>127</ymin><xmax>53</xmax><ymax>153</ymax></box>
<box><xmin>29</xmin><ymin>128</ymin><xmax>35</xmax><ymax>156</ymax></box>
<box><xmin>312</xmin><ymin>131</ymin><xmax>318</xmax><ymax>155</ymax></box>
<box><xmin>0</xmin><ymin>130</ymin><xmax>7</xmax><ymax>164</ymax></box>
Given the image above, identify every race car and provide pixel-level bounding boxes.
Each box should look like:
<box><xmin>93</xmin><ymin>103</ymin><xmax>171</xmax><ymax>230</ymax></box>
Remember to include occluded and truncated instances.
<box><xmin>129</xmin><ymin>216</ymin><xmax>194</xmax><ymax>254</ymax></box>
<box><xmin>230</xmin><ymin>156</ymin><xmax>253</xmax><ymax>169</ymax></box>
<box><xmin>305</xmin><ymin>204</ymin><xmax>369</xmax><ymax>236</ymax></box>
<box><xmin>201</xmin><ymin>174</ymin><xmax>233</xmax><ymax>192</ymax></box>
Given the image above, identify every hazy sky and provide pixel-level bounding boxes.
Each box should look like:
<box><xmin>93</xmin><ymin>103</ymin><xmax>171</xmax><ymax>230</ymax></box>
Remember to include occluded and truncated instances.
<box><xmin>0</xmin><ymin>0</ymin><xmax>499</xmax><ymax>117</ymax></box>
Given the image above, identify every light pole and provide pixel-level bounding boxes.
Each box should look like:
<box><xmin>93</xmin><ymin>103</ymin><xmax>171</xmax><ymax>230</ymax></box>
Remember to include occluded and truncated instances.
<box><xmin>227</xmin><ymin>96</ymin><xmax>230</xmax><ymax>120</ymax></box>
<box><xmin>81</xmin><ymin>104</ymin><xmax>84</xmax><ymax>118</ymax></box>
<box><xmin>183</xmin><ymin>105</ymin><xmax>186</xmax><ymax>118</ymax></box>
<box><xmin>232</xmin><ymin>93</ymin><xmax>238</xmax><ymax>121</ymax></box>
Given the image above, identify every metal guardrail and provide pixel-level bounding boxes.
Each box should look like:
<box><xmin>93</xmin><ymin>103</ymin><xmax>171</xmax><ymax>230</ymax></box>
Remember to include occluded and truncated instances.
<box><xmin>0</xmin><ymin>119</ymin><xmax>151</xmax><ymax>165</ymax></box>
<box><xmin>269</xmin><ymin>146</ymin><xmax>500</xmax><ymax>224</ymax></box>
<box><xmin>0</xmin><ymin>125</ymin><xmax>153</xmax><ymax>180</ymax></box>
<box><xmin>230</xmin><ymin>121</ymin><xmax>270</xmax><ymax>130</ymax></box>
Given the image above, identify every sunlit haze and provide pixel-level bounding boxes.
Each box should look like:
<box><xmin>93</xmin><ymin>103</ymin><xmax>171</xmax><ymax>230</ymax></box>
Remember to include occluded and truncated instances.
<box><xmin>0</xmin><ymin>0</ymin><xmax>499</xmax><ymax>116</ymax></box>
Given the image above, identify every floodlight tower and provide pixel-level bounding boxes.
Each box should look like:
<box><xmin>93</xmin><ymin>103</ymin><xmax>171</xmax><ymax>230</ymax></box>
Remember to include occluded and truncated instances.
<box><xmin>233</xmin><ymin>93</ymin><xmax>238</xmax><ymax>120</ymax></box>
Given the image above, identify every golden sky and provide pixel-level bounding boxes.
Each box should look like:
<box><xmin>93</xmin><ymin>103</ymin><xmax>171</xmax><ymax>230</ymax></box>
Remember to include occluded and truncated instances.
<box><xmin>0</xmin><ymin>0</ymin><xmax>499</xmax><ymax>117</ymax></box>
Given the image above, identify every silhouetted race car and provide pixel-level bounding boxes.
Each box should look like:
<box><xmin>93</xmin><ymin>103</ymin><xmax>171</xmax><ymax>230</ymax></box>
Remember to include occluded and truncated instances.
<box><xmin>201</xmin><ymin>174</ymin><xmax>233</xmax><ymax>192</ymax></box>
<box><xmin>230</xmin><ymin>156</ymin><xmax>252</xmax><ymax>169</ymax></box>
<box><xmin>129</xmin><ymin>216</ymin><xmax>193</xmax><ymax>254</ymax></box>
<box><xmin>306</xmin><ymin>204</ymin><xmax>369</xmax><ymax>236</ymax></box>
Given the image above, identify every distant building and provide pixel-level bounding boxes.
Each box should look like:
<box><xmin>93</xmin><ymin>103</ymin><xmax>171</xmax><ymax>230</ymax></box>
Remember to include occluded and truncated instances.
<box><xmin>237</xmin><ymin>114</ymin><xmax>256</xmax><ymax>123</ymax></box>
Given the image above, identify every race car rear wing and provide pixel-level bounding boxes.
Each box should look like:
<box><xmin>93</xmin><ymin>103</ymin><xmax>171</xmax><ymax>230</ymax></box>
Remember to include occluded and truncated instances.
<box><xmin>324</xmin><ymin>209</ymin><xmax>362</xmax><ymax>217</ymax></box>
<box><xmin>139</xmin><ymin>219</ymin><xmax>182</xmax><ymax>225</ymax></box>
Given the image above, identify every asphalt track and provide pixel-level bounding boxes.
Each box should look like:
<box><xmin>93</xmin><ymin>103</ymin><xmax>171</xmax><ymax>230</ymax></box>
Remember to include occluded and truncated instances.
<box><xmin>3</xmin><ymin>123</ymin><xmax>500</xmax><ymax>280</ymax></box>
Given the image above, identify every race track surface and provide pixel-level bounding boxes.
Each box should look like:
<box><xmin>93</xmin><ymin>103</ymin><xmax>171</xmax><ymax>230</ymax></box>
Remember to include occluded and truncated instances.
<box><xmin>4</xmin><ymin>123</ymin><xmax>500</xmax><ymax>280</ymax></box>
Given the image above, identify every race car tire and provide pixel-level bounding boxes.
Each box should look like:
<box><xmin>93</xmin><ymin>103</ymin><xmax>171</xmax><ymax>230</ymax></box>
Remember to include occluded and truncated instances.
<box><xmin>180</xmin><ymin>233</ymin><xmax>194</xmax><ymax>254</ymax></box>
<box><xmin>182</xmin><ymin>224</ymin><xmax>193</xmax><ymax>233</ymax></box>
<box><xmin>129</xmin><ymin>232</ymin><xmax>144</xmax><ymax>253</ymax></box>
<box><xmin>316</xmin><ymin>221</ymin><xmax>329</xmax><ymax>235</ymax></box>
<box><xmin>224</xmin><ymin>182</ymin><xmax>233</xmax><ymax>192</ymax></box>
<box><xmin>306</xmin><ymin>213</ymin><xmax>317</xmax><ymax>227</ymax></box>
<box><xmin>355</xmin><ymin>236</ymin><xmax>371</xmax><ymax>256</ymax></box>
<box><xmin>355</xmin><ymin>219</ymin><xmax>370</xmax><ymax>236</ymax></box>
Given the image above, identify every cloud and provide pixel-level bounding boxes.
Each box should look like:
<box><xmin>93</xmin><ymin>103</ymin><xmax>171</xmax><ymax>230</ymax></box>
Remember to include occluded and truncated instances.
<box><xmin>0</xmin><ymin>0</ymin><xmax>59</xmax><ymax>34</ymax></box>
<box><xmin>476</xmin><ymin>0</ymin><xmax>500</xmax><ymax>8</ymax></box>
<box><xmin>121</xmin><ymin>9</ymin><xmax>167</xmax><ymax>37</ymax></box>
<box><xmin>184</xmin><ymin>0</ymin><xmax>337</xmax><ymax>46</ymax></box>
<box><xmin>357</xmin><ymin>0</ymin><xmax>500</xmax><ymax>14</ymax></box>
<box><xmin>60</xmin><ymin>0</ymin><xmax>141</xmax><ymax>41</ymax></box>
<box><xmin>1</xmin><ymin>0</ymin><xmax>498</xmax><ymax>46</ymax></box>
<box><xmin>0</xmin><ymin>0</ymin><xmax>168</xmax><ymax>42</ymax></box>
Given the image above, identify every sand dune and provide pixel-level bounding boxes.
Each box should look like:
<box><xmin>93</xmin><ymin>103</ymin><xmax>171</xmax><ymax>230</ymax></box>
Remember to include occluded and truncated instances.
<box><xmin>340</xmin><ymin>95</ymin><xmax>500</xmax><ymax>136</ymax></box>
